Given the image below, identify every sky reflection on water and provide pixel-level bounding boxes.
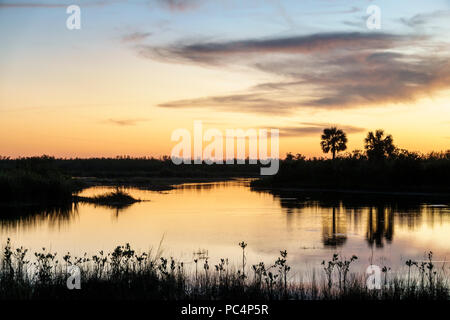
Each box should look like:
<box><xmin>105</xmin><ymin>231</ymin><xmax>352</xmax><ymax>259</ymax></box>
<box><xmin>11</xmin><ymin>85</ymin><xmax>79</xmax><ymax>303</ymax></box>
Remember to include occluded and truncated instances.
<box><xmin>1</xmin><ymin>180</ymin><xmax>449</xmax><ymax>275</ymax></box>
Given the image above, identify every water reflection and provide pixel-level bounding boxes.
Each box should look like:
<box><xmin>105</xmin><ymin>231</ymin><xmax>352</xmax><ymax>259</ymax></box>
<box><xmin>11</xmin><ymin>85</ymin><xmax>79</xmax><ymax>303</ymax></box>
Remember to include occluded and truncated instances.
<box><xmin>322</xmin><ymin>207</ymin><xmax>347</xmax><ymax>248</ymax></box>
<box><xmin>253</xmin><ymin>187</ymin><xmax>449</xmax><ymax>248</ymax></box>
<box><xmin>176</xmin><ymin>180</ymin><xmax>247</xmax><ymax>192</ymax></box>
<box><xmin>0</xmin><ymin>203</ymin><xmax>76</xmax><ymax>231</ymax></box>
<box><xmin>0</xmin><ymin>181</ymin><xmax>449</xmax><ymax>271</ymax></box>
<box><xmin>366</xmin><ymin>206</ymin><xmax>392</xmax><ymax>247</ymax></box>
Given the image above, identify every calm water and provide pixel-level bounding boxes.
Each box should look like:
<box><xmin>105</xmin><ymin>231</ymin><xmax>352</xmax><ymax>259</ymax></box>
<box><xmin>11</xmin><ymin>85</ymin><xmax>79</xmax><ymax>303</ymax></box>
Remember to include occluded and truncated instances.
<box><xmin>1</xmin><ymin>180</ymin><xmax>450</xmax><ymax>274</ymax></box>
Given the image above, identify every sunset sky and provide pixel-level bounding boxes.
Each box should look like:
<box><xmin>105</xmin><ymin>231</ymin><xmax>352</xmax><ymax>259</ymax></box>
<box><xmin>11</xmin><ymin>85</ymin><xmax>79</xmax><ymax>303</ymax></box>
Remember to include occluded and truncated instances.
<box><xmin>0</xmin><ymin>0</ymin><xmax>449</xmax><ymax>158</ymax></box>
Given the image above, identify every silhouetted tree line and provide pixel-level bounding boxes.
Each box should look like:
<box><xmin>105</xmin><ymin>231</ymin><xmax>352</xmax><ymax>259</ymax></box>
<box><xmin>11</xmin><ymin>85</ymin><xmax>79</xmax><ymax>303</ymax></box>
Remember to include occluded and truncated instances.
<box><xmin>254</xmin><ymin>128</ymin><xmax>450</xmax><ymax>192</ymax></box>
<box><xmin>0</xmin><ymin>156</ymin><xmax>262</xmax><ymax>203</ymax></box>
<box><xmin>0</xmin><ymin>156</ymin><xmax>76</xmax><ymax>203</ymax></box>
<box><xmin>1</xmin><ymin>127</ymin><xmax>449</xmax><ymax>202</ymax></box>
<box><xmin>0</xmin><ymin>155</ymin><xmax>261</xmax><ymax>180</ymax></box>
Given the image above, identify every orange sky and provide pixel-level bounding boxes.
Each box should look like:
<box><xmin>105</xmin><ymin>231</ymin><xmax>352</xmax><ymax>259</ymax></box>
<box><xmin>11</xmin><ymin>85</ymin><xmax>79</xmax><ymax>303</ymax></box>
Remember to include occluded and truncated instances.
<box><xmin>0</xmin><ymin>1</ymin><xmax>449</xmax><ymax>159</ymax></box>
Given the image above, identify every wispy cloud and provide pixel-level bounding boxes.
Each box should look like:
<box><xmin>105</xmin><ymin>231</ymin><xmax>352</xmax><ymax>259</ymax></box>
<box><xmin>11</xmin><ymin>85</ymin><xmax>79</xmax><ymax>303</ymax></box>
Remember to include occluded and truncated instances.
<box><xmin>0</xmin><ymin>0</ymin><xmax>204</xmax><ymax>11</ymax></box>
<box><xmin>0</xmin><ymin>1</ymin><xmax>124</xmax><ymax>9</ymax></box>
<box><xmin>255</xmin><ymin>51</ymin><xmax>450</xmax><ymax>108</ymax></box>
<box><xmin>156</xmin><ymin>0</ymin><xmax>203</xmax><ymax>12</ymax></box>
<box><xmin>140</xmin><ymin>32</ymin><xmax>405</xmax><ymax>65</ymax></box>
<box><xmin>302</xmin><ymin>6</ymin><xmax>361</xmax><ymax>15</ymax></box>
<box><xmin>280</xmin><ymin>123</ymin><xmax>365</xmax><ymax>137</ymax></box>
<box><xmin>121</xmin><ymin>32</ymin><xmax>152</xmax><ymax>43</ymax></box>
<box><xmin>104</xmin><ymin>118</ymin><xmax>149</xmax><ymax>126</ymax></box>
<box><xmin>158</xmin><ymin>93</ymin><xmax>300</xmax><ymax>115</ymax></box>
<box><xmin>0</xmin><ymin>2</ymin><xmax>66</xmax><ymax>8</ymax></box>
<box><xmin>342</xmin><ymin>15</ymin><xmax>368</xmax><ymax>29</ymax></box>
<box><xmin>400</xmin><ymin>10</ymin><xmax>450</xmax><ymax>28</ymax></box>
<box><xmin>147</xmin><ymin>31</ymin><xmax>450</xmax><ymax>114</ymax></box>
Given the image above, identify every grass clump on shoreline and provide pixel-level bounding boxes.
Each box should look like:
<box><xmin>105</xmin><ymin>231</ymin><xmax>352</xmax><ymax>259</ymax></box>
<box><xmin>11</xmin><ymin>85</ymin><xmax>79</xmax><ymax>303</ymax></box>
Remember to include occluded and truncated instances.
<box><xmin>0</xmin><ymin>240</ymin><xmax>448</xmax><ymax>300</ymax></box>
<box><xmin>73</xmin><ymin>189</ymin><xmax>141</xmax><ymax>207</ymax></box>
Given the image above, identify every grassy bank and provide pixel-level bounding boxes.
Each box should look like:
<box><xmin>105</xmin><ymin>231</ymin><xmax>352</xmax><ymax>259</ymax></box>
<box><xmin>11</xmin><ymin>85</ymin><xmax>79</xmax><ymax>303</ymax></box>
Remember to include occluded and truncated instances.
<box><xmin>251</xmin><ymin>151</ymin><xmax>450</xmax><ymax>194</ymax></box>
<box><xmin>0</xmin><ymin>156</ymin><xmax>81</xmax><ymax>204</ymax></box>
<box><xmin>0</xmin><ymin>240</ymin><xmax>448</xmax><ymax>300</ymax></box>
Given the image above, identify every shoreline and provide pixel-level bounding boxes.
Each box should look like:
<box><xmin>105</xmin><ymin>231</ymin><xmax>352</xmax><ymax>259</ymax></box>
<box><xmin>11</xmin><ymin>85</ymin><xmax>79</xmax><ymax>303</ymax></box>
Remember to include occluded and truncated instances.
<box><xmin>73</xmin><ymin>176</ymin><xmax>240</xmax><ymax>191</ymax></box>
<box><xmin>250</xmin><ymin>184</ymin><xmax>450</xmax><ymax>199</ymax></box>
<box><xmin>0</xmin><ymin>177</ymin><xmax>242</xmax><ymax>208</ymax></box>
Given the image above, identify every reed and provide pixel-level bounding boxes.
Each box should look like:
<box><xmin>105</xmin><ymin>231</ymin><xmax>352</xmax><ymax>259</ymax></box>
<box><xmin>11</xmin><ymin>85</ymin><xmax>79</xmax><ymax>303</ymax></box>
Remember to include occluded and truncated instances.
<box><xmin>1</xmin><ymin>240</ymin><xmax>448</xmax><ymax>300</ymax></box>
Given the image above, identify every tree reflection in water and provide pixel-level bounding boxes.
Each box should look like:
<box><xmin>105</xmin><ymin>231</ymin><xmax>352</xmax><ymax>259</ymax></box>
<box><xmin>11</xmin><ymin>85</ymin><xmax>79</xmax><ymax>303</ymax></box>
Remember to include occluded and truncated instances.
<box><xmin>260</xmin><ymin>188</ymin><xmax>448</xmax><ymax>248</ymax></box>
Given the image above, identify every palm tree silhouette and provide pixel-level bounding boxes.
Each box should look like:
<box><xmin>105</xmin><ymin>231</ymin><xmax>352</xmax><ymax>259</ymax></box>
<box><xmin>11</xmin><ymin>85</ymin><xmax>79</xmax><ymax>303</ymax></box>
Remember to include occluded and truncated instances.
<box><xmin>364</xmin><ymin>129</ymin><xmax>395</xmax><ymax>160</ymax></box>
<box><xmin>320</xmin><ymin>127</ymin><xmax>347</xmax><ymax>160</ymax></box>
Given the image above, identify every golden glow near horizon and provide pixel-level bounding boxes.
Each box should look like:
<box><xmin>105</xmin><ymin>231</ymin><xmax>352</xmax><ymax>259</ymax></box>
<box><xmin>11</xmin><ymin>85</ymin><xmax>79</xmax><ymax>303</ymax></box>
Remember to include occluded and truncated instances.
<box><xmin>0</xmin><ymin>1</ymin><xmax>449</xmax><ymax>158</ymax></box>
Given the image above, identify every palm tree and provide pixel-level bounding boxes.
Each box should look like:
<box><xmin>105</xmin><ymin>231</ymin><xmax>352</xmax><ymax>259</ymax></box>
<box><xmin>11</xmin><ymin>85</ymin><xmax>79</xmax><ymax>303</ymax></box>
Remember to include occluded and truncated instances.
<box><xmin>364</xmin><ymin>129</ymin><xmax>395</xmax><ymax>160</ymax></box>
<box><xmin>320</xmin><ymin>127</ymin><xmax>348</xmax><ymax>160</ymax></box>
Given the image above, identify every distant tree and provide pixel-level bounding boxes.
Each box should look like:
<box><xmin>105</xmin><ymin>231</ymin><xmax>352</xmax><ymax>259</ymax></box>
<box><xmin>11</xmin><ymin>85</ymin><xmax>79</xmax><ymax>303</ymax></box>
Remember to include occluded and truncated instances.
<box><xmin>393</xmin><ymin>148</ymin><xmax>420</xmax><ymax>160</ymax></box>
<box><xmin>285</xmin><ymin>153</ymin><xmax>306</xmax><ymax>162</ymax></box>
<box><xmin>320</xmin><ymin>127</ymin><xmax>348</xmax><ymax>160</ymax></box>
<box><xmin>364</xmin><ymin>130</ymin><xmax>395</xmax><ymax>160</ymax></box>
<box><xmin>351</xmin><ymin>149</ymin><xmax>366</xmax><ymax>160</ymax></box>
<box><xmin>285</xmin><ymin>152</ymin><xmax>295</xmax><ymax>161</ymax></box>
<box><xmin>294</xmin><ymin>153</ymin><xmax>306</xmax><ymax>161</ymax></box>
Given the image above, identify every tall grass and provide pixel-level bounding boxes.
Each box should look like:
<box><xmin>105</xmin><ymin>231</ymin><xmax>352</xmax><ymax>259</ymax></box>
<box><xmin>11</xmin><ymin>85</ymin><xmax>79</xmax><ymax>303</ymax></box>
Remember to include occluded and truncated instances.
<box><xmin>1</xmin><ymin>240</ymin><xmax>448</xmax><ymax>300</ymax></box>
<box><xmin>73</xmin><ymin>188</ymin><xmax>141</xmax><ymax>209</ymax></box>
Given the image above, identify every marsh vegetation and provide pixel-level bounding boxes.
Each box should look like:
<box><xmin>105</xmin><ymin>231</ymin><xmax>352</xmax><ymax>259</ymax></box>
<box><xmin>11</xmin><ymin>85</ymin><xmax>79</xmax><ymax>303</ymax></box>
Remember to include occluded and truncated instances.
<box><xmin>0</xmin><ymin>156</ymin><xmax>78</xmax><ymax>204</ymax></box>
<box><xmin>73</xmin><ymin>188</ymin><xmax>141</xmax><ymax>208</ymax></box>
<box><xmin>0</xmin><ymin>240</ymin><xmax>448</xmax><ymax>300</ymax></box>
